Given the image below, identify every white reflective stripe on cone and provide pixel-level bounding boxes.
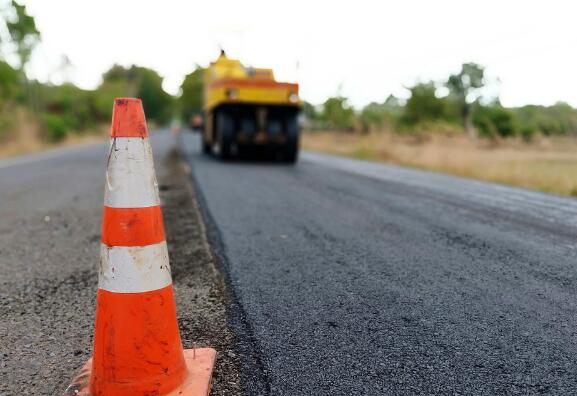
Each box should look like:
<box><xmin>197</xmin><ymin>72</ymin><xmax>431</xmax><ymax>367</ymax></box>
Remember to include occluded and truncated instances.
<box><xmin>104</xmin><ymin>137</ymin><xmax>160</xmax><ymax>208</ymax></box>
<box><xmin>98</xmin><ymin>241</ymin><xmax>172</xmax><ymax>293</ymax></box>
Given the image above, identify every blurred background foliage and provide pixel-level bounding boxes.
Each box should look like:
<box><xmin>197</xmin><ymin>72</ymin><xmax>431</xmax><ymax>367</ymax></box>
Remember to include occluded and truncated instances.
<box><xmin>305</xmin><ymin>62</ymin><xmax>577</xmax><ymax>141</ymax></box>
<box><xmin>1</xmin><ymin>0</ymin><xmax>577</xmax><ymax>152</ymax></box>
<box><xmin>0</xmin><ymin>1</ymin><xmax>175</xmax><ymax>145</ymax></box>
<box><xmin>178</xmin><ymin>67</ymin><xmax>204</xmax><ymax>123</ymax></box>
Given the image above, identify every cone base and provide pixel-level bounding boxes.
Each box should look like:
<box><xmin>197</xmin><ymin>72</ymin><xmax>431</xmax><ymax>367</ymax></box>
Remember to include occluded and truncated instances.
<box><xmin>65</xmin><ymin>348</ymin><xmax>217</xmax><ymax>396</ymax></box>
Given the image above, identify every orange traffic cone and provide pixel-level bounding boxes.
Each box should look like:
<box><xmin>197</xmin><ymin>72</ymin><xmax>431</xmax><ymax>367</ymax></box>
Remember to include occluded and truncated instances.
<box><xmin>65</xmin><ymin>98</ymin><xmax>216</xmax><ymax>396</ymax></box>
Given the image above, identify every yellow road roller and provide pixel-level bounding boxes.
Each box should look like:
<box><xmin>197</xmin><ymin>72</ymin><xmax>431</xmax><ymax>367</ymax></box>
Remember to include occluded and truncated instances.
<box><xmin>202</xmin><ymin>51</ymin><xmax>301</xmax><ymax>162</ymax></box>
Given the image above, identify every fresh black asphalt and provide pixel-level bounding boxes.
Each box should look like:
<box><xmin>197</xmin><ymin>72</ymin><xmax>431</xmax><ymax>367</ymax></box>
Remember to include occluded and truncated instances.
<box><xmin>181</xmin><ymin>132</ymin><xmax>577</xmax><ymax>395</ymax></box>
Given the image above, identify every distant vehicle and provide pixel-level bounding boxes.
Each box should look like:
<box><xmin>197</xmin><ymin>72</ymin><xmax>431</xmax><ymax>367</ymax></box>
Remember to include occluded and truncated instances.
<box><xmin>189</xmin><ymin>114</ymin><xmax>203</xmax><ymax>132</ymax></box>
<box><xmin>202</xmin><ymin>51</ymin><xmax>301</xmax><ymax>162</ymax></box>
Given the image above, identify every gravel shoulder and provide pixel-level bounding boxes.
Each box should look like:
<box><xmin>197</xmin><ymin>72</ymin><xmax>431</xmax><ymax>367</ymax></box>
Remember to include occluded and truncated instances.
<box><xmin>161</xmin><ymin>148</ymin><xmax>243</xmax><ymax>395</ymax></box>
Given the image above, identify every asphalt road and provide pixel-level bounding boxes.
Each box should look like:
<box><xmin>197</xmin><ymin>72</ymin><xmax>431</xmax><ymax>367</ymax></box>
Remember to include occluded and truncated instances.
<box><xmin>0</xmin><ymin>131</ymin><xmax>241</xmax><ymax>395</ymax></box>
<box><xmin>181</xmin><ymin>133</ymin><xmax>577</xmax><ymax>395</ymax></box>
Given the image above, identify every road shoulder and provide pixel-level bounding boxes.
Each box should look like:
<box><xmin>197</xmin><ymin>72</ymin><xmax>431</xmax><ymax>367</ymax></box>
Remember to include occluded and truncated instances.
<box><xmin>160</xmin><ymin>148</ymin><xmax>243</xmax><ymax>395</ymax></box>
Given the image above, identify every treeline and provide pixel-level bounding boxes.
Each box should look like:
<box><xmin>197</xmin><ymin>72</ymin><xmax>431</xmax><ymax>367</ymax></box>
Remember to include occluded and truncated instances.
<box><xmin>0</xmin><ymin>1</ymin><xmax>206</xmax><ymax>144</ymax></box>
<box><xmin>304</xmin><ymin>63</ymin><xmax>577</xmax><ymax>140</ymax></box>
<box><xmin>0</xmin><ymin>61</ymin><xmax>175</xmax><ymax>141</ymax></box>
<box><xmin>0</xmin><ymin>1</ymin><xmax>178</xmax><ymax>143</ymax></box>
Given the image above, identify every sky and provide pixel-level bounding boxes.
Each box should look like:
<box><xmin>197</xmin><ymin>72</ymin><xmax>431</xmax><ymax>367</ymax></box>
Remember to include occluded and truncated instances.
<box><xmin>12</xmin><ymin>0</ymin><xmax>577</xmax><ymax>108</ymax></box>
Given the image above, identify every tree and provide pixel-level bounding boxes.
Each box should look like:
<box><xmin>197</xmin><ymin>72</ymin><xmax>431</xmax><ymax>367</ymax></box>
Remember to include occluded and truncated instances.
<box><xmin>513</xmin><ymin>102</ymin><xmax>577</xmax><ymax>137</ymax></box>
<box><xmin>0</xmin><ymin>60</ymin><xmax>20</xmax><ymax>100</ymax></box>
<box><xmin>100</xmin><ymin>65</ymin><xmax>173</xmax><ymax>123</ymax></box>
<box><xmin>474</xmin><ymin>105</ymin><xmax>517</xmax><ymax>138</ymax></box>
<box><xmin>2</xmin><ymin>1</ymin><xmax>40</xmax><ymax>72</ymax></box>
<box><xmin>403</xmin><ymin>82</ymin><xmax>446</xmax><ymax>125</ymax></box>
<box><xmin>359</xmin><ymin>95</ymin><xmax>402</xmax><ymax>132</ymax></box>
<box><xmin>301</xmin><ymin>101</ymin><xmax>318</xmax><ymax>121</ymax></box>
<box><xmin>178</xmin><ymin>67</ymin><xmax>204</xmax><ymax>121</ymax></box>
<box><xmin>321</xmin><ymin>96</ymin><xmax>355</xmax><ymax>130</ymax></box>
<box><xmin>446</xmin><ymin>63</ymin><xmax>485</xmax><ymax>138</ymax></box>
<box><xmin>137</xmin><ymin>67</ymin><xmax>173</xmax><ymax>123</ymax></box>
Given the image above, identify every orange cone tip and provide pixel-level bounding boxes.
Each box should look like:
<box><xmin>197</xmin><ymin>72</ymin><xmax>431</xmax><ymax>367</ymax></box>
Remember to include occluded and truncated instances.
<box><xmin>110</xmin><ymin>98</ymin><xmax>148</xmax><ymax>138</ymax></box>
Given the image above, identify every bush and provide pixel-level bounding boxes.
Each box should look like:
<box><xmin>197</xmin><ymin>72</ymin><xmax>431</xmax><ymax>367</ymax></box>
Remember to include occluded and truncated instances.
<box><xmin>0</xmin><ymin>61</ymin><xmax>21</xmax><ymax>101</ymax></box>
<box><xmin>474</xmin><ymin>106</ymin><xmax>517</xmax><ymax>138</ymax></box>
<box><xmin>359</xmin><ymin>100</ymin><xmax>400</xmax><ymax>132</ymax></box>
<box><xmin>401</xmin><ymin>82</ymin><xmax>448</xmax><ymax>125</ymax></box>
<box><xmin>320</xmin><ymin>96</ymin><xmax>356</xmax><ymax>130</ymax></box>
<box><xmin>179</xmin><ymin>67</ymin><xmax>204</xmax><ymax>121</ymax></box>
<box><xmin>0</xmin><ymin>111</ymin><xmax>14</xmax><ymax>142</ymax></box>
<box><xmin>513</xmin><ymin>103</ymin><xmax>577</xmax><ymax>136</ymax></box>
<box><xmin>43</xmin><ymin>113</ymin><xmax>69</xmax><ymax>141</ymax></box>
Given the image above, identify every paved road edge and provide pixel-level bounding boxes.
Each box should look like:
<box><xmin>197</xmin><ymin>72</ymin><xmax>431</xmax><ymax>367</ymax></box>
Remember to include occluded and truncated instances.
<box><xmin>179</xmin><ymin>136</ymin><xmax>272</xmax><ymax>395</ymax></box>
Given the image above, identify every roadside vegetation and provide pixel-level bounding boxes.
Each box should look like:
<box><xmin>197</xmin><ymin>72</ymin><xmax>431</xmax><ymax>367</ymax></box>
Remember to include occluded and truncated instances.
<box><xmin>302</xmin><ymin>64</ymin><xmax>577</xmax><ymax>197</ymax></box>
<box><xmin>303</xmin><ymin>63</ymin><xmax>577</xmax><ymax>140</ymax></box>
<box><xmin>0</xmin><ymin>1</ymin><xmax>177</xmax><ymax>157</ymax></box>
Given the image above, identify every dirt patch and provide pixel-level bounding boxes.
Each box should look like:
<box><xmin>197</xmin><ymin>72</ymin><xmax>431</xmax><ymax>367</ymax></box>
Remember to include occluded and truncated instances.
<box><xmin>159</xmin><ymin>149</ymin><xmax>244</xmax><ymax>395</ymax></box>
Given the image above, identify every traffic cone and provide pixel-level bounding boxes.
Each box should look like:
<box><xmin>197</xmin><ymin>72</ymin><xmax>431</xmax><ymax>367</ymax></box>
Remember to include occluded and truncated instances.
<box><xmin>65</xmin><ymin>98</ymin><xmax>216</xmax><ymax>396</ymax></box>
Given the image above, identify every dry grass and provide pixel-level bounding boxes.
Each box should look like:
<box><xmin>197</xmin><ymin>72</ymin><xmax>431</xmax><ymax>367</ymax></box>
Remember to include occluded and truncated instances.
<box><xmin>302</xmin><ymin>131</ymin><xmax>577</xmax><ymax>197</ymax></box>
<box><xmin>0</xmin><ymin>108</ymin><xmax>108</xmax><ymax>159</ymax></box>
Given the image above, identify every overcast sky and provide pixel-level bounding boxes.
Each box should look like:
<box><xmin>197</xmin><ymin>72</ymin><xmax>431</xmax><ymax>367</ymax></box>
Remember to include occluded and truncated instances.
<box><xmin>17</xmin><ymin>0</ymin><xmax>577</xmax><ymax>108</ymax></box>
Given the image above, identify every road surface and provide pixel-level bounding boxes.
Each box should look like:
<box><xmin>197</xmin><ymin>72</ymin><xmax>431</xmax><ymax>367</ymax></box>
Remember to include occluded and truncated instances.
<box><xmin>3</xmin><ymin>131</ymin><xmax>577</xmax><ymax>395</ymax></box>
<box><xmin>181</xmin><ymin>133</ymin><xmax>577</xmax><ymax>395</ymax></box>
